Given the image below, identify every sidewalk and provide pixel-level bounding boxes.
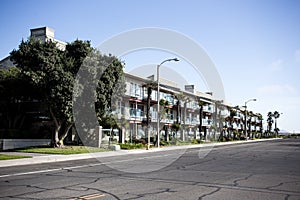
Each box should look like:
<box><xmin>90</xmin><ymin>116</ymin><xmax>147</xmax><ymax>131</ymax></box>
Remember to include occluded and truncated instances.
<box><xmin>0</xmin><ymin>138</ymin><xmax>281</xmax><ymax>168</ymax></box>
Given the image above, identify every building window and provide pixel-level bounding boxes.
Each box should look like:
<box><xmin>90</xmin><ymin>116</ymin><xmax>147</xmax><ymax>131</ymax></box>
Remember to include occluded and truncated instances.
<box><xmin>130</xmin><ymin>82</ymin><xmax>143</xmax><ymax>99</ymax></box>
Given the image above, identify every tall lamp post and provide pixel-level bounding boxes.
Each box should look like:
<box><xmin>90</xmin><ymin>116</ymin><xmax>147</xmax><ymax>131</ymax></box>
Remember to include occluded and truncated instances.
<box><xmin>157</xmin><ymin>58</ymin><xmax>179</xmax><ymax>148</ymax></box>
<box><xmin>244</xmin><ymin>98</ymin><xmax>256</xmax><ymax>139</ymax></box>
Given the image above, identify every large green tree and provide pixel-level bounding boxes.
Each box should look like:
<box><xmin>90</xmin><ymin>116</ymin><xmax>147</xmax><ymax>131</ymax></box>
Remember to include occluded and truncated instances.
<box><xmin>72</xmin><ymin>49</ymin><xmax>125</xmax><ymax>146</ymax></box>
<box><xmin>10</xmin><ymin>38</ymin><xmax>124</xmax><ymax>147</ymax></box>
<box><xmin>10</xmin><ymin>38</ymin><xmax>76</xmax><ymax>146</ymax></box>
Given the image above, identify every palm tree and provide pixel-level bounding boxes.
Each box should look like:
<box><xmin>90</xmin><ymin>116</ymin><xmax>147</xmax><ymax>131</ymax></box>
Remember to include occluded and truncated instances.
<box><xmin>174</xmin><ymin>92</ymin><xmax>186</xmax><ymax>140</ymax></box>
<box><xmin>173</xmin><ymin>93</ymin><xmax>184</xmax><ymax>140</ymax></box>
<box><xmin>273</xmin><ymin>111</ymin><xmax>280</xmax><ymax>137</ymax></box>
<box><xmin>256</xmin><ymin>113</ymin><xmax>263</xmax><ymax>138</ymax></box>
<box><xmin>175</xmin><ymin>93</ymin><xmax>184</xmax><ymax>125</ymax></box>
<box><xmin>142</xmin><ymin>81</ymin><xmax>157</xmax><ymax>145</ymax></box>
<box><xmin>214</xmin><ymin>100</ymin><xmax>224</xmax><ymax>141</ymax></box>
<box><xmin>267</xmin><ymin>112</ymin><xmax>274</xmax><ymax>135</ymax></box>
<box><xmin>248</xmin><ymin>111</ymin><xmax>254</xmax><ymax>138</ymax></box>
<box><xmin>229</xmin><ymin>108</ymin><xmax>237</xmax><ymax>139</ymax></box>
<box><xmin>198</xmin><ymin>100</ymin><xmax>205</xmax><ymax>140</ymax></box>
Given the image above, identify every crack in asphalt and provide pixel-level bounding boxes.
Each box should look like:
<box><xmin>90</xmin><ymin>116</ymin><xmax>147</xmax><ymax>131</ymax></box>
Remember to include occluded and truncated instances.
<box><xmin>80</xmin><ymin>185</ymin><xmax>121</xmax><ymax>200</ymax></box>
<box><xmin>123</xmin><ymin>188</ymin><xmax>177</xmax><ymax>200</ymax></box>
<box><xmin>1</xmin><ymin>167</ymin><xmax>299</xmax><ymax>200</ymax></box>
<box><xmin>0</xmin><ymin>172</ymin><xmax>104</xmax><ymax>199</ymax></box>
<box><xmin>198</xmin><ymin>187</ymin><xmax>221</xmax><ymax>200</ymax></box>
<box><xmin>233</xmin><ymin>174</ymin><xmax>253</xmax><ymax>186</ymax></box>
<box><xmin>266</xmin><ymin>180</ymin><xmax>300</xmax><ymax>190</ymax></box>
<box><xmin>114</xmin><ymin>173</ymin><xmax>300</xmax><ymax>197</ymax></box>
<box><xmin>284</xmin><ymin>194</ymin><xmax>291</xmax><ymax>200</ymax></box>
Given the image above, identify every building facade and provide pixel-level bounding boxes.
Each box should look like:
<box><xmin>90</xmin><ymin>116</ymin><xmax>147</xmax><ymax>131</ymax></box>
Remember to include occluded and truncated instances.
<box><xmin>115</xmin><ymin>72</ymin><xmax>263</xmax><ymax>143</ymax></box>
<box><xmin>0</xmin><ymin>26</ymin><xmax>263</xmax><ymax>144</ymax></box>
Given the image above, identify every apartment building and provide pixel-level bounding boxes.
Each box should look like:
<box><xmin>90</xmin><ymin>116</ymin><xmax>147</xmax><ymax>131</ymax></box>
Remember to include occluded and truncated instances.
<box><xmin>114</xmin><ymin>72</ymin><xmax>264</xmax><ymax>143</ymax></box>
<box><xmin>115</xmin><ymin>73</ymin><xmax>225</xmax><ymax>142</ymax></box>
<box><xmin>0</xmin><ymin>26</ymin><xmax>263</xmax><ymax>144</ymax></box>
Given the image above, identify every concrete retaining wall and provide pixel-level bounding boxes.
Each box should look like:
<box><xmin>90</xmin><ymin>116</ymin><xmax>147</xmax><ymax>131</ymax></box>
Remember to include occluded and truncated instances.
<box><xmin>0</xmin><ymin>139</ymin><xmax>51</xmax><ymax>151</ymax></box>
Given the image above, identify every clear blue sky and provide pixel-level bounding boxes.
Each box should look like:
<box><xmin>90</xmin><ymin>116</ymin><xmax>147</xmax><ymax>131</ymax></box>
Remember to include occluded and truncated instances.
<box><xmin>1</xmin><ymin>0</ymin><xmax>300</xmax><ymax>132</ymax></box>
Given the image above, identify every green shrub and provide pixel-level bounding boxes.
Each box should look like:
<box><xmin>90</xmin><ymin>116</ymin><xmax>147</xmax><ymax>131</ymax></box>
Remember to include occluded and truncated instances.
<box><xmin>175</xmin><ymin>139</ymin><xmax>190</xmax><ymax>145</ymax></box>
<box><xmin>120</xmin><ymin>143</ymin><xmax>144</xmax><ymax>150</ymax></box>
<box><xmin>160</xmin><ymin>140</ymin><xmax>170</xmax><ymax>146</ymax></box>
<box><xmin>191</xmin><ymin>139</ymin><xmax>201</xmax><ymax>144</ymax></box>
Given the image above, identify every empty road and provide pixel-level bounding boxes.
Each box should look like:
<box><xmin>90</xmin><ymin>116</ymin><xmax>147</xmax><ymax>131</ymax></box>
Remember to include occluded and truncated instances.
<box><xmin>0</xmin><ymin>138</ymin><xmax>300</xmax><ymax>200</ymax></box>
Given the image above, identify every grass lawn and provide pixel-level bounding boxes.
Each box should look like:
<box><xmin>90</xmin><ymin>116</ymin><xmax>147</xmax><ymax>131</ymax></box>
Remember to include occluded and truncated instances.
<box><xmin>0</xmin><ymin>154</ymin><xmax>32</xmax><ymax>160</ymax></box>
<box><xmin>15</xmin><ymin>146</ymin><xmax>109</xmax><ymax>155</ymax></box>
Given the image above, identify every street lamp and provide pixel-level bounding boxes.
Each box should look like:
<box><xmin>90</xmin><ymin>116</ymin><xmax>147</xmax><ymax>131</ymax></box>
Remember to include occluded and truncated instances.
<box><xmin>244</xmin><ymin>98</ymin><xmax>256</xmax><ymax>139</ymax></box>
<box><xmin>156</xmin><ymin>58</ymin><xmax>179</xmax><ymax>148</ymax></box>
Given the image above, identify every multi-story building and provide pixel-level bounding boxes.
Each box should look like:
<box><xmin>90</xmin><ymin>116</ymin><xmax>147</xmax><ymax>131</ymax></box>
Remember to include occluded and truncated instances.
<box><xmin>114</xmin><ymin>72</ymin><xmax>239</xmax><ymax>143</ymax></box>
<box><xmin>0</xmin><ymin>27</ymin><xmax>66</xmax><ymax>69</ymax></box>
<box><xmin>30</xmin><ymin>27</ymin><xmax>67</xmax><ymax>50</ymax></box>
<box><xmin>0</xmin><ymin>26</ymin><xmax>263</xmax><ymax>144</ymax></box>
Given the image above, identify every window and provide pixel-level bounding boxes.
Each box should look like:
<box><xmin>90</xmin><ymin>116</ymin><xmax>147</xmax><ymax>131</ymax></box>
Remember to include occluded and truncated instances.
<box><xmin>130</xmin><ymin>82</ymin><xmax>143</xmax><ymax>99</ymax></box>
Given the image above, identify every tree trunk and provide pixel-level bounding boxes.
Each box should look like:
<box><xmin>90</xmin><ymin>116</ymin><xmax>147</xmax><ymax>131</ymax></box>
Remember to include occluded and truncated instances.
<box><xmin>58</xmin><ymin>123</ymin><xmax>73</xmax><ymax>147</ymax></box>
<box><xmin>175</xmin><ymin>98</ymin><xmax>181</xmax><ymax>140</ymax></box>
<box><xmin>181</xmin><ymin>102</ymin><xmax>187</xmax><ymax>141</ymax></box>
<box><xmin>199</xmin><ymin>105</ymin><xmax>203</xmax><ymax>140</ymax></box>
<box><xmin>50</xmin><ymin>108</ymin><xmax>62</xmax><ymax>147</ymax></box>
<box><xmin>164</xmin><ymin>125</ymin><xmax>169</xmax><ymax>142</ymax></box>
<box><xmin>146</xmin><ymin>87</ymin><xmax>152</xmax><ymax>144</ymax></box>
<box><xmin>54</xmin><ymin>123</ymin><xmax>61</xmax><ymax>147</ymax></box>
<box><xmin>176</xmin><ymin>100</ymin><xmax>180</xmax><ymax>124</ymax></box>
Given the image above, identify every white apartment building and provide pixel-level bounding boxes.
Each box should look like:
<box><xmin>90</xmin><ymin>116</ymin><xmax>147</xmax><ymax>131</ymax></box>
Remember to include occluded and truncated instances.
<box><xmin>0</xmin><ymin>26</ymin><xmax>263</xmax><ymax>144</ymax></box>
<box><xmin>116</xmin><ymin>72</ymin><xmax>232</xmax><ymax>142</ymax></box>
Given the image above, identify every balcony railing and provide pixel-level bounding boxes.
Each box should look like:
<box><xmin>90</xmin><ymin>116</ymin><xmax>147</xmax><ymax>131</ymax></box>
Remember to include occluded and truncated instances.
<box><xmin>234</xmin><ymin>113</ymin><xmax>244</xmax><ymax>119</ymax></box>
<box><xmin>202</xmin><ymin>119</ymin><xmax>213</xmax><ymax>126</ymax></box>
<box><xmin>220</xmin><ymin>110</ymin><xmax>230</xmax><ymax>116</ymax></box>
<box><xmin>203</xmin><ymin>105</ymin><xmax>214</xmax><ymax>113</ymax></box>
<box><xmin>129</xmin><ymin>109</ymin><xmax>144</xmax><ymax>121</ymax></box>
<box><xmin>233</xmin><ymin>123</ymin><xmax>242</xmax><ymax>129</ymax></box>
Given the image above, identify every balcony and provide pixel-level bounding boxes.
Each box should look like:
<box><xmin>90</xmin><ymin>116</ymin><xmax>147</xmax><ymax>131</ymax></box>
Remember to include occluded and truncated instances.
<box><xmin>203</xmin><ymin>105</ymin><xmax>214</xmax><ymax>113</ymax></box>
<box><xmin>191</xmin><ymin>118</ymin><xmax>200</xmax><ymax>125</ymax></box>
<box><xmin>220</xmin><ymin>110</ymin><xmax>230</xmax><ymax>117</ymax></box>
<box><xmin>161</xmin><ymin>113</ymin><xmax>174</xmax><ymax>124</ymax></box>
<box><xmin>161</xmin><ymin>118</ymin><xmax>174</xmax><ymax>124</ymax></box>
<box><xmin>164</xmin><ymin>96</ymin><xmax>175</xmax><ymax>106</ymax></box>
<box><xmin>129</xmin><ymin>109</ymin><xmax>145</xmax><ymax>121</ymax></box>
<box><xmin>202</xmin><ymin>119</ymin><xmax>213</xmax><ymax>126</ymax></box>
<box><xmin>234</xmin><ymin>112</ymin><xmax>244</xmax><ymax>119</ymax></box>
<box><xmin>251</xmin><ymin>117</ymin><xmax>257</xmax><ymax>122</ymax></box>
<box><xmin>233</xmin><ymin>123</ymin><xmax>242</xmax><ymax>130</ymax></box>
<box><xmin>183</xmin><ymin>117</ymin><xmax>199</xmax><ymax>126</ymax></box>
<box><xmin>223</xmin><ymin>121</ymin><xmax>229</xmax><ymax>127</ymax></box>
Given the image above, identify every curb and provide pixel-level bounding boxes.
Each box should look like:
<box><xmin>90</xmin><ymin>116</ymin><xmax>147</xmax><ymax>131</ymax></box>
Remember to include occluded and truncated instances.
<box><xmin>0</xmin><ymin>138</ymin><xmax>282</xmax><ymax>168</ymax></box>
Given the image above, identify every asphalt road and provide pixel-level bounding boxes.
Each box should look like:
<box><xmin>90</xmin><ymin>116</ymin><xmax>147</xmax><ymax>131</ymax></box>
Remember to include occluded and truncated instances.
<box><xmin>0</xmin><ymin>138</ymin><xmax>299</xmax><ymax>200</ymax></box>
